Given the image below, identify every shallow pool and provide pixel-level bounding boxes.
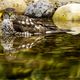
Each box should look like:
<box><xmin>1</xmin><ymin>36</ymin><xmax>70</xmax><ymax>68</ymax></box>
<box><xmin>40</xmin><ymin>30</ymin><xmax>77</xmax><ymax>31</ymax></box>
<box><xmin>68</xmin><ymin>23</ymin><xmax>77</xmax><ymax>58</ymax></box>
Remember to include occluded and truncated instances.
<box><xmin>0</xmin><ymin>32</ymin><xmax>80</xmax><ymax>80</ymax></box>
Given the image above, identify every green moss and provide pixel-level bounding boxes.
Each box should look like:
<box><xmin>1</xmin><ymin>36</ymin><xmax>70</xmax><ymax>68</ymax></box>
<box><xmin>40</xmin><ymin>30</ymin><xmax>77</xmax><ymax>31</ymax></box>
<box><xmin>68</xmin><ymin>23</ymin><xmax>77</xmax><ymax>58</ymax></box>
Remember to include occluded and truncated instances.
<box><xmin>52</xmin><ymin>7</ymin><xmax>70</xmax><ymax>21</ymax></box>
<box><xmin>0</xmin><ymin>44</ymin><xmax>3</xmax><ymax>53</ymax></box>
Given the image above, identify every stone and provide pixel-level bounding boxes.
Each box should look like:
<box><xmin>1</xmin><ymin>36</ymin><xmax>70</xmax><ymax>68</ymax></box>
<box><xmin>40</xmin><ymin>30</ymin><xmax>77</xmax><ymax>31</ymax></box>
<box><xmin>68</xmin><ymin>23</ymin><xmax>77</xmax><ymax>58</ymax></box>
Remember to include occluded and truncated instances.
<box><xmin>25</xmin><ymin>0</ymin><xmax>54</xmax><ymax>17</ymax></box>
<box><xmin>53</xmin><ymin>3</ymin><xmax>80</xmax><ymax>21</ymax></box>
<box><xmin>0</xmin><ymin>0</ymin><xmax>27</xmax><ymax>13</ymax></box>
<box><xmin>52</xmin><ymin>3</ymin><xmax>80</xmax><ymax>35</ymax></box>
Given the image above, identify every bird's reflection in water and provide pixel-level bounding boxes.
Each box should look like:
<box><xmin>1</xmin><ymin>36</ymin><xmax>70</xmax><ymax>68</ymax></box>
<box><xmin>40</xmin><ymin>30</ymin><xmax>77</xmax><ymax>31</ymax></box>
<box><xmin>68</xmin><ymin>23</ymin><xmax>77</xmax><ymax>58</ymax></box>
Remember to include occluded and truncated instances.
<box><xmin>1</xmin><ymin>36</ymin><xmax>16</xmax><ymax>61</ymax></box>
<box><xmin>1</xmin><ymin>35</ymin><xmax>44</xmax><ymax>61</ymax></box>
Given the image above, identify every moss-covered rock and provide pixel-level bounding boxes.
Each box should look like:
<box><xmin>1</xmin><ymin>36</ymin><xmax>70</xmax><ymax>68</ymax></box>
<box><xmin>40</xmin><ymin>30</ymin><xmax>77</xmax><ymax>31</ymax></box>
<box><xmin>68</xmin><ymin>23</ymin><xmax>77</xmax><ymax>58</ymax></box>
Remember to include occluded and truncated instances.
<box><xmin>53</xmin><ymin>3</ymin><xmax>80</xmax><ymax>21</ymax></box>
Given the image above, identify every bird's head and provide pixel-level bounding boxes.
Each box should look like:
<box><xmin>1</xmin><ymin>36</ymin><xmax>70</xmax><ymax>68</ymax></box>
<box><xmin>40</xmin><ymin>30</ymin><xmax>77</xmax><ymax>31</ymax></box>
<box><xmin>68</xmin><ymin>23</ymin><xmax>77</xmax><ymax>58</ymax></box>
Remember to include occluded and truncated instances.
<box><xmin>1</xmin><ymin>8</ymin><xmax>16</xmax><ymax>21</ymax></box>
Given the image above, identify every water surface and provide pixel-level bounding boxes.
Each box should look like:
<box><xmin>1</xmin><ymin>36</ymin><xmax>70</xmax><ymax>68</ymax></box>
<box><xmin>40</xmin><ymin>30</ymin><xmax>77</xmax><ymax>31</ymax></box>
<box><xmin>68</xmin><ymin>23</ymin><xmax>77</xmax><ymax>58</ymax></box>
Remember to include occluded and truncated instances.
<box><xmin>0</xmin><ymin>33</ymin><xmax>80</xmax><ymax>80</ymax></box>
<box><xmin>0</xmin><ymin>22</ymin><xmax>80</xmax><ymax>80</ymax></box>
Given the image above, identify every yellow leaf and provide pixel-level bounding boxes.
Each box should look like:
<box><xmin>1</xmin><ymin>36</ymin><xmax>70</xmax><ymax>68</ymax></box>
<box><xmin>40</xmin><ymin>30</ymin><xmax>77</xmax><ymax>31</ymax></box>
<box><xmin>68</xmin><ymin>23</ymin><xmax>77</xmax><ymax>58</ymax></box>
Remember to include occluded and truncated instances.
<box><xmin>0</xmin><ymin>12</ymin><xmax>3</xmax><ymax>18</ymax></box>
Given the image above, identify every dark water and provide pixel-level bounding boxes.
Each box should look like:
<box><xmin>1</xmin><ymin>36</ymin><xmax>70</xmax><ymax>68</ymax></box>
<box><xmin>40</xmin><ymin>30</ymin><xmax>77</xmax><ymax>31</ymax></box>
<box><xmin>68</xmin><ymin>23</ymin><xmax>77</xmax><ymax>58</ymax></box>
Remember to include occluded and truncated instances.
<box><xmin>0</xmin><ymin>32</ymin><xmax>80</xmax><ymax>80</ymax></box>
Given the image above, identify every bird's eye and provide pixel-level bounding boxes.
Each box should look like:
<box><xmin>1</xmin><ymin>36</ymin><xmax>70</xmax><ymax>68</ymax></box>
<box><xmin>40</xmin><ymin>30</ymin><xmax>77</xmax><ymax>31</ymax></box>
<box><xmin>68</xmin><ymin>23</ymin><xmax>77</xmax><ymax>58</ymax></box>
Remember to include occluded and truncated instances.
<box><xmin>9</xmin><ymin>12</ymin><xmax>13</xmax><ymax>16</ymax></box>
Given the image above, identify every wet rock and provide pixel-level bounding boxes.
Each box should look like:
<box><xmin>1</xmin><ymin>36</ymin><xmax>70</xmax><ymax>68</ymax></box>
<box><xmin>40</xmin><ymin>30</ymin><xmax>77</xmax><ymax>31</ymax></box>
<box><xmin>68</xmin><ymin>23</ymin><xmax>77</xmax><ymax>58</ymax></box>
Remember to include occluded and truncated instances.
<box><xmin>25</xmin><ymin>0</ymin><xmax>54</xmax><ymax>17</ymax></box>
<box><xmin>0</xmin><ymin>0</ymin><xmax>27</xmax><ymax>13</ymax></box>
<box><xmin>53</xmin><ymin>3</ymin><xmax>80</xmax><ymax>21</ymax></box>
